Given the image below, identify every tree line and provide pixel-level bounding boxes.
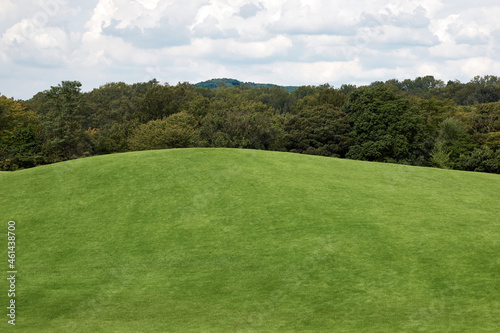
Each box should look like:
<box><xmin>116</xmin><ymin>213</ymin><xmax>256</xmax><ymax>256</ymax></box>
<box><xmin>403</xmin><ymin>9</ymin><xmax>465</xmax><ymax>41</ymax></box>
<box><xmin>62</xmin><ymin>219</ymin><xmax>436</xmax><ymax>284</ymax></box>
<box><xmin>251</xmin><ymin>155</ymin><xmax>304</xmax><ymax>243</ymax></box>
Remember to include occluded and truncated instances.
<box><xmin>1</xmin><ymin>75</ymin><xmax>499</xmax><ymax>173</ymax></box>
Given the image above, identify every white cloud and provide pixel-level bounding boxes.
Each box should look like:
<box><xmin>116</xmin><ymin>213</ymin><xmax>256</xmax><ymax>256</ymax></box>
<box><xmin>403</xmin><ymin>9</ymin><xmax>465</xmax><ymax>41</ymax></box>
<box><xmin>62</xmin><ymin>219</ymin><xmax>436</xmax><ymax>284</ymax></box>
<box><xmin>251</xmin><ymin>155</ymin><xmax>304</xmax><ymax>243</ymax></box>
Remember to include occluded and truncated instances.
<box><xmin>85</xmin><ymin>0</ymin><xmax>117</xmax><ymax>36</ymax></box>
<box><xmin>135</xmin><ymin>0</ymin><xmax>160</xmax><ymax>10</ymax></box>
<box><xmin>2</xmin><ymin>18</ymin><xmax>70</xmax><ymax>68</ymax></box>
<box><xmin>224</xmin><ymin>35</ymin><xmax>293</xmax><ymax>59</ymax></box>
<box><xmin>452</xmin><ymin>57</ymin><xmax>500</xmax><ymax>79</ymax></box>
<box><xmin>272</xmin><ymin>60</ymin><xmax>364</xmax><ymax>85</ymax></box>
<box><xmin>429</xmin><ymin>42</ymin><xmax>485</xmax><ymax>60</ymax></box>
<box><xmin>1</xmin><ymin>0</ymin><xmax>500</xmax><ymax>99</ymax></box>
<box><xmin>0</xmin><ymin>0</ymin><xmax>16</xmax><ymax>21</ymax></box>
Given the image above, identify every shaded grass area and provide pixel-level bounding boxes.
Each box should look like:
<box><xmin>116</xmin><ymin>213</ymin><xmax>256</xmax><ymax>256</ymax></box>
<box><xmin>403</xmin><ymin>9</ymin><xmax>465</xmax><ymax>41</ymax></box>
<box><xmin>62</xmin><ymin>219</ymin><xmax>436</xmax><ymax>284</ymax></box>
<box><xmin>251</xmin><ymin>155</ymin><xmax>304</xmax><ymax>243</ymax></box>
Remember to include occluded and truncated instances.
<box><xmin>1</xmin><ymin>148</ymin><xmax>499</xmax><ymax>332</ymax></box>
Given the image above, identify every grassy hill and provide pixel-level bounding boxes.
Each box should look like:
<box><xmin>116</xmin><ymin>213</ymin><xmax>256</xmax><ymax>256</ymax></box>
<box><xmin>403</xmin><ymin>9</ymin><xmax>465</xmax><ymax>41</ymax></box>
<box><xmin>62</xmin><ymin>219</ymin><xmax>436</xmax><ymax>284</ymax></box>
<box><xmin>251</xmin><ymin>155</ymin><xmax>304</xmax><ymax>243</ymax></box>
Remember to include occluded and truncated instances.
<box><xmin>1</xmin><ymin>148</ymin><xmax>499</xmax><ymax>332</ymax></box>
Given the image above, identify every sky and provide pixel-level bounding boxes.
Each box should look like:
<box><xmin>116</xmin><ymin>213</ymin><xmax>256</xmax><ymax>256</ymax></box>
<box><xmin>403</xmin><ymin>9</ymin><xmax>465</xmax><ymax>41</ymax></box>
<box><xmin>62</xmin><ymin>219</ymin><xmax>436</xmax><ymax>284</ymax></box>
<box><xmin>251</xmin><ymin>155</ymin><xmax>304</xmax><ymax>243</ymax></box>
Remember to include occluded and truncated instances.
<box><xmin>1</xmin><ymin>0</ymin><xmax>500</xmax><ymax>99</ymax></box>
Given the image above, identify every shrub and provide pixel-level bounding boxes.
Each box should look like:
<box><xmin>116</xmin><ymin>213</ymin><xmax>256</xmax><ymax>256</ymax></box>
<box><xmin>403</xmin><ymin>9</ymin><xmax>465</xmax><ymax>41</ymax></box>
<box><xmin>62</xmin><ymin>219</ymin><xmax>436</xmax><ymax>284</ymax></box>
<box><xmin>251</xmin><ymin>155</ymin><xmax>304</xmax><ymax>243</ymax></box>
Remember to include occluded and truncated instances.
<box><xmin>128</xmin><ymin>112</ymin><xmax>198</xmax><ymax>151</ymax></box>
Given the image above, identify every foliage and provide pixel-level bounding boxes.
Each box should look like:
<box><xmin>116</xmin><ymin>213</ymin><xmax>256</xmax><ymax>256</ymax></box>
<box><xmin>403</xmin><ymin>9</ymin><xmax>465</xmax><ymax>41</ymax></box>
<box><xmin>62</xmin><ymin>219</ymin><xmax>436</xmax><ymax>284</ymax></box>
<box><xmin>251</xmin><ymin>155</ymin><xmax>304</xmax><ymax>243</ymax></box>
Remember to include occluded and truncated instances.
<box><xmin>91</xmin><ymin>120</ymin><xmax>139</xmax><ymax>154</ymax></box>
<box><xmin>41</xmin><ymin>81</ymin><xmax>92</xmax><ymax>161</ymax></box>
<box><xmin>195</xmin><ymin>78</ymin><xmax>298</xmax><ymax>92</ymax></box>
<box><xmin>84</xmin><ymin>81</ymin><xmax>142</xmax><ymax>127</ymax></box>
<box><xmin>246</xmin><ymin>86</ymin><xmax>294</xmax><ymax>113</ymax></box>
<box><xmin>0</xmin><ymin>95</ymin><xmax>42</xmax><ymax>170</ymax></box>
<box><xmin>0</xmin><ymin>95</ymin><xmax>39</xmax><ymax>144</ymax></box>
<box><xmin>136</xmin><ymin>83</ymin><xmax>201</xmax><ymax>122</ymax></box>
<box><xmin>458</xmin><ymin>146</ymin><xmax>500</xmax><ymax>173</ymax></box>
<box><xmin>343</xmin><ymin>85</ymin><xmax>431</xmax><ymax>165</ymax></box>
<box><xmin>429</xmin><ymin>75</ymin><xmax>500</xmax><ymax>105</ymax></box>
<box><xmin>431</xmin><ymin>117</ymin><xmax>475</xmax><ymax>168</ymax></box>
<box><xmin>294</xmin><ymin>86</ymin><xmax>348</xmax><ymax>112</ymax></box>
<box><xmin>430</xmin><ymin>140</ymin><xmax>452</xmax><ymax>169</ymax></box>
<box><xmin>469</xmin><ymin>102</ymin><xmax>500</xmax><ymax>134</ymax></box>
<box><xmin>284</xmin><ymin>105</ymin><xmax>352</xmax><ymax>157</ymax></box>
<box><xmin>197</xmin><ymin>102</ymin><xmax>284</xmax><ymax>150</ymax></box>
<box><xmin>128</xmin><ymin>111</ymin><xmax>199</xmax><ymax>151</ymax></box>
<box><xmin>415</xmin><ymin>97</ymin><xmax>455</xmax><ymax>131</ymax></box>
<box><xmin>386</xmin><ymin>75</ymin><xmax>445</xmax><ymax>97</ymax></box>
<box><xmin>3</xmin><ymin>74</ymin><xmax>500</xmax><ymax>174</ymax></box>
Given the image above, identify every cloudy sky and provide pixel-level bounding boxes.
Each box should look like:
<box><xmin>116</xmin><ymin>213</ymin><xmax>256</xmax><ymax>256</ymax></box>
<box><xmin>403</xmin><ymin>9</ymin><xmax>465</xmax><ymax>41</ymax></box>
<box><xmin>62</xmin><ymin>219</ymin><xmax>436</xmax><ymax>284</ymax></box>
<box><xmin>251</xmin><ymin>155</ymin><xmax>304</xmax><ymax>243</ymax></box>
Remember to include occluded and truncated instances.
<box><xmin>2</xmin><ymin>0</ymin><xmax>500</xmax><ymax>99</ymax></box>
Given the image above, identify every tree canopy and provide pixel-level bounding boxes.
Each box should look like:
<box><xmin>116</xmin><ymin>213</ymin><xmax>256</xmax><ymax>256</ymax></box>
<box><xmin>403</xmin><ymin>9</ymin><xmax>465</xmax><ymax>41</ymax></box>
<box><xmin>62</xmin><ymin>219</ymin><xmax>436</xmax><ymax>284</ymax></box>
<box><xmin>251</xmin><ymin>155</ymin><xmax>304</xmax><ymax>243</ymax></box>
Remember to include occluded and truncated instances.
<box><xmin>1</xmin><ymin>75</ymin><xmax>499</xmax><ymax>174</ymax></box>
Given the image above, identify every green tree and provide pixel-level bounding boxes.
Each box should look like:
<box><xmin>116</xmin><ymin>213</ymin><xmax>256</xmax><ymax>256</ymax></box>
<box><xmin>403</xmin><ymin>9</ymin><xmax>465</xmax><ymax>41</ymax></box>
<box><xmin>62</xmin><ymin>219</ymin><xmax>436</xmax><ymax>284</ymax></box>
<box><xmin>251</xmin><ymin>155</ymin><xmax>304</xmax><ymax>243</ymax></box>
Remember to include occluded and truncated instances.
<box><xmin>343</xmin><ymin>85</ymin><xmax>431</xmax><ymax>165</ymax></box>
<box><xmin>41</xmin><ymin>81</ymin><xmax>91</xmax><ymax>161</ymax></box>
<box><xmin>91</xmin><ymin>119</ymin><xmax>139</xmax><ymax>154</ymax></box>
<box><xmin>246</xmin><ymin>86</ymin><xmax>293</xmax><ymax>114</ymax></box>
<box><xmin>1</xmin><ymin>96</ymin><xmax>39</xmax><ymax>140</ymax></box>
<box><xmin>431</xmin><ymin>117</ymin><xmax>475</xmax><ymax>169</ymax></box>
<box><xmin>293</xmin><ymin>86</ymin><xmax>347</xmax><ymax>113</ymax></box>
<box><xmin>128</xmin><ymin>112</ymin><xmax>198</xmax><ymax>151</ymax></box>
<box><xmin>136</xmin><ymin>83</ymin><xmax>201</xmax><ymax>122</ymax></box>
<box><xmin>196</xmin><ymin>102</ymin><xmax>284</xmax><ymax>150</ymax></box>
<box><xmin>0</xmin><ymin>96</ymin><xmax>42</xmax><ymax>170</ymax></box>
<box><xmin>463</xmin><ymin>102</ymin><xmax>500</xmax><ymax>147</ymax></box>
<box><xmin>416</xmin><ymin>97</ymin><xmax>456</xmax><ymax>131</ymax></box>
<box><xmin>290</xmin><ymin>85</ymin><xmax>319</xmax><ymax>101</ymax></box>
<box><xmin>458</xmin><ymin>147</ymin><xmax>500</xmax><ymax>174</ymax></box>
<box><xmin>284</xmin><ymin>105</ymin><xmax>352</xmax><ymax>157</ymax></box>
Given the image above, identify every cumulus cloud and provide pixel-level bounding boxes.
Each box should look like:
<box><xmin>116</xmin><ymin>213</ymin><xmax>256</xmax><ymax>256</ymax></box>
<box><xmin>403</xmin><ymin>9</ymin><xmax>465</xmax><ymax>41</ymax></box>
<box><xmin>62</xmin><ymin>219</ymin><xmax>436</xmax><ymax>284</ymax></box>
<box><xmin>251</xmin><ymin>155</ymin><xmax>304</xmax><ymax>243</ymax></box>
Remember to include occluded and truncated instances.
<box><xmin>191</xmin><ymin>15</ymin><xmax>239</xmax><ymax>39</ymax></box>
<box><xmin>237</xmin><ymin>3</ymin><xmax>263</xmax><ymax>19</ymax></box>
<box><xmin>1</xmin><ymin>0</ymin><xmax>500</xmax><ymax>99</ymax></box>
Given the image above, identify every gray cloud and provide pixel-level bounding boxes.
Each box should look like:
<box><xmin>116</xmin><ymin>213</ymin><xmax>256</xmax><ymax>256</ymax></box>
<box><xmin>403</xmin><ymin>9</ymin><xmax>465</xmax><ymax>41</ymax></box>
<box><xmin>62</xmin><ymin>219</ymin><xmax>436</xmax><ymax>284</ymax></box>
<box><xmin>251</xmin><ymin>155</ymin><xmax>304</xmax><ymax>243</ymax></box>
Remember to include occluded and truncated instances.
<box><xmin>359</xmin><ymin>6</ymin><xmax>430</xmax><ymax>29</ymax></box>
<box><xmin>191</xmin><ymin>15</ymin><xmax>239</xmax><ymax>39</ymax></box>
<box><xmin>237</xmin><ymin>3</ymin><xmax>263</xmax><ymax>19</ymax></box>
<box><xmin>1</xmin><ymin>0</ymin><xmax>500</xmax><ymax>100</ymax></box>
<box><xmin>102</xmin><ymin>17</ymin><xmax>192</xmax><ymax>48</ymax></box>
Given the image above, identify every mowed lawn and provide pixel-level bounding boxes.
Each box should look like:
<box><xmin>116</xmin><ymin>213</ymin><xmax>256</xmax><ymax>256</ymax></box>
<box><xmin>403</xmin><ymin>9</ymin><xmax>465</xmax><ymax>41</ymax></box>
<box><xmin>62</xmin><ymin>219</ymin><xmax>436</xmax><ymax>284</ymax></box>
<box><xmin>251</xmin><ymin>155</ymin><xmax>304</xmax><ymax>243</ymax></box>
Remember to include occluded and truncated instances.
<box><xmin>1</xmin><ymin>148</ymin><xmax>499</xmax><ymax>332</ymax></box>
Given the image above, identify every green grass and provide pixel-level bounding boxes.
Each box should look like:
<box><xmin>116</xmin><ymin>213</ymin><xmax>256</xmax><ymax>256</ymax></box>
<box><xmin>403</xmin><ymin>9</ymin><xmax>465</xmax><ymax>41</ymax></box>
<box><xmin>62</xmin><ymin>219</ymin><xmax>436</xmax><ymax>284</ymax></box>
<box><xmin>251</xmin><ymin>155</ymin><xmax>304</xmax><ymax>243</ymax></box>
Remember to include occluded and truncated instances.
<box><xmin>1</xmin><ymin>148</ymin><xmax>499</xmax><ymax>332</ymax></box>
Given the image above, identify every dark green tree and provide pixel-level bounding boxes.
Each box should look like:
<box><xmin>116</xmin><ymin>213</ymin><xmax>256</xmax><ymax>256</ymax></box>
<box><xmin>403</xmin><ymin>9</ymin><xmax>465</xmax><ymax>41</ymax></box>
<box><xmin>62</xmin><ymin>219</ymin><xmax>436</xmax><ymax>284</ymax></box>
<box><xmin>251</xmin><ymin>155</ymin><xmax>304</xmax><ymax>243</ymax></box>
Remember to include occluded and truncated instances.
<box><xmin>246</xmin><ymin>86</ymin><xmax>293</xmax><ymax>114</ymax></box>
<box><xmin>431</xmin><ymin>117</ymin><xmax>475</xmax><ymax>168</ymax></box>
<box><xmin>284</xmin><ymin>105</ymin><xmax>352</xmax><ymax>157</ymax></box>
<box><xmin>294</xmin><ymin>86</ymin><xmax>347</xmax><ymax>113</ymax></box>
<box><xmin>41</xmin><ymin>81</ymin><xmax>91</xmax><ymax>161</ymax></box>
<box><xmin>196</xmin><ymin>102</ymin><xmax>284</xmax><ymax>150</ymax></box>
<box><xmin>343</xmin><ymin>85</ymin><xmax>431</xmax><ymax>165</ymax></box>
<box><xmin>458</xmin><ymin>147</ymin><xmax>500</xmax><ymax>173</ymax></box>
<box><xmin>136</xmin><ymin>82</ymin><xmax>201</xmax><ymax>122</ymax></box>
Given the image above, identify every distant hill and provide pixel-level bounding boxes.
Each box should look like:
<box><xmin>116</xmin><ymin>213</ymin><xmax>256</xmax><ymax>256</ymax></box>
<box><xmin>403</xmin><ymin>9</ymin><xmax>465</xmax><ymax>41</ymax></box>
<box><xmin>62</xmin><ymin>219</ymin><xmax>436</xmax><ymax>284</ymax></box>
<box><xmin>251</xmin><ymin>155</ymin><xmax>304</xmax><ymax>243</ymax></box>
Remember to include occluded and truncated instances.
<box><xmin>195</xmin><ymin>78</ymin><xmax>299</xmax><ymax>92</ymax></box>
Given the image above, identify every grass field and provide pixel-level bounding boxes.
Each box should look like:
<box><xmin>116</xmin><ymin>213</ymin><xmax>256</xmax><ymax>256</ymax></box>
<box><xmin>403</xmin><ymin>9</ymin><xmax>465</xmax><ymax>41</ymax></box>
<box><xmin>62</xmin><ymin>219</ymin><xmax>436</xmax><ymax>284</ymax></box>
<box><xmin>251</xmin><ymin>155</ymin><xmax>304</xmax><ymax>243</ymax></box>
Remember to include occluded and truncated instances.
<box><xmin>1</xmin><ymin>148</ymin><xmax>500</xmax><ymax>332</ymax></box>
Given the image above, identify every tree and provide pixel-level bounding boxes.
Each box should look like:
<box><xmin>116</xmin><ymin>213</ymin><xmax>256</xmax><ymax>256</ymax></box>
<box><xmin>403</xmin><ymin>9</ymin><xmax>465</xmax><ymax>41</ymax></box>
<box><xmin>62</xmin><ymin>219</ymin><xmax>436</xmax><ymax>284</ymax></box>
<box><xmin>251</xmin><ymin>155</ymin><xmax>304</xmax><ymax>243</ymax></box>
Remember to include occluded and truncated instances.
<box><xmin>246</xmin><ymin>86</ymin><xmax>293</xmax><ymax>114</ymax></box>
<box><xmin>128</xmin><ymin>112</ymin><xmax>198</xmax><ymax>151</ymax></box>
<box><xmin>293</xmin><ymin>86</ymin><xmax>347</xmax><ymax>113</ymax></box>
<box><xmin>91</xmin><ymin>119</ymin><xmax>139</xmax><ymax>154</ymax></box>
<box><xmin>290</xmin><ymin>85</ymin><xmax>318</xmax><ymax>100</ymax></box>
<box><xmin>84</xmin><ymin>82</ymin><xmax>137</xmax><ymax>128</ymax></box>
<box><xmin>458</xmin><ymin>147</ymin><xmax>500</xmax><ymax>174</ymax></box>
<box><xmin>431</xmin><ymin>117</ymin><xmax>475</xmax><ymax>169</ymax></box>
<box><xmin>416</xmin><ymin>97</ymin><xmax>456</xmax><ymax>131</ymax></box>
<box><xmin>196</xmin><ymin>102</ymin><xmax>284</xmax><ymax>150</ymax></box>
<box><xmin>0</xmin><ymin>95</ymin><xmax>40</xmax><ymax>145</ymax></box>
<box><xmin>136</xmin><ymin>83</ymin><xmax>201</xmax><ymax>122</ymax></box>
<box><xmin>0</xmin><ymin>96</ymin><xmax>42</xmax><ymax>170</ymax></box>
<box><xmin>41</xmin><ymin>81</ymin><xmax>91</xmax><ymax>161</ymax></box>
<box><xmin>284</xmin><ymin>105</ymin><xmax>352</xmax><ymax>157</ymax></box>
<box><xmin>467</xmin><ymin>102</ymin><xmax>500</xmax><ymax>135</ymax></box>
<box><xmin>343</xmin><ymin>85</ymin><xmax>431</xmax><ymax>165</ymax></box>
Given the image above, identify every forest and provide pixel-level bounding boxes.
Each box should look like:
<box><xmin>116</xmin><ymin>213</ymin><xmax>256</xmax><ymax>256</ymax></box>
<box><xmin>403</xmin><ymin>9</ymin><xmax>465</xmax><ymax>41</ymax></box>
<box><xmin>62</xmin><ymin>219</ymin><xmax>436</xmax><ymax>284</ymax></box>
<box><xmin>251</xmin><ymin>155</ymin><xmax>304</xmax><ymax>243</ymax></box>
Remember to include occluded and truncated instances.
<box><xmin>1</xmin><ymin>75</ymin><xmax>500</xmax><ymax>173</ymax></box>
